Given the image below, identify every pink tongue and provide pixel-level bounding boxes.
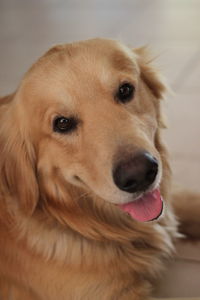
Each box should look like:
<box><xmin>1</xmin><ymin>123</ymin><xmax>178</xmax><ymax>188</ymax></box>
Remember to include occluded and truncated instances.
<box><xmin>118</xmin><ymin>189</ymin><xmax>163</xmax><ymax>222</ymax></box>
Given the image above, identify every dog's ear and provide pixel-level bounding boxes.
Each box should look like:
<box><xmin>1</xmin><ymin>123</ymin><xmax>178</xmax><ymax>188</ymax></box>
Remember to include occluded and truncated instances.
<box><xmin>0</xmin><ymin>98</ymin><xmax>39</xmax><ymax>215</ymax></box>
<box><xmin>134</xmin><ymin>47</ymin><xmax>167</xmax><ymax>99</ymax></box>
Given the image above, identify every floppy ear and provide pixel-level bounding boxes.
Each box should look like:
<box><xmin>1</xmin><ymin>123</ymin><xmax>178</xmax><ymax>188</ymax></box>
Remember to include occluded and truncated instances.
<box><xmin>134</xmin><ymin>47</ymin><xmax>167</xmax><ymax>99</ymax></box>
<box><xmin>0</xmin><ymin>99</ymin><xmax>39</xmax><ymax>215</ymax></box>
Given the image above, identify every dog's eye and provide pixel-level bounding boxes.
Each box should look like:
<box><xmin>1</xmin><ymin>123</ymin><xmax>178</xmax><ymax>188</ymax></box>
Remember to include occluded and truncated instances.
<box><xmin>53</xmin><ymin>116</ymin><xmax>78</xmax><ymax>134</ymax></box>
<box><xmin>116</xmin><ymin>82</ymin><xmax>135</xmax><ymax>103</ymax></box>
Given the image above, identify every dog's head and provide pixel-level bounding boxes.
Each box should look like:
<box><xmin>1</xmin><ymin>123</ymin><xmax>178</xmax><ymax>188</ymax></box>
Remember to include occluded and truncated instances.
<box><xmin>0</xmin><ymin>39</ymin><xmax>169</xmax><ymax>236</ymax></box>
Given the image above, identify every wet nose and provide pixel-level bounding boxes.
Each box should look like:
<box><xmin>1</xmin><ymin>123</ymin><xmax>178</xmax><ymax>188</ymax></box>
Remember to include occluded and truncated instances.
<box><xmin>113</xmin><ymin>151</ymin><xmax>158</xmax><ymax>193</ymax></box>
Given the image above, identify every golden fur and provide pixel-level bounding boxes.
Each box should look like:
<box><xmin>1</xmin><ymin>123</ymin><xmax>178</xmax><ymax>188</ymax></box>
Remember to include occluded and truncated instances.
<box><xmin>0</xmin><ymin>38</ymin><xmax>198</xmax><ymax>299</ymax></box>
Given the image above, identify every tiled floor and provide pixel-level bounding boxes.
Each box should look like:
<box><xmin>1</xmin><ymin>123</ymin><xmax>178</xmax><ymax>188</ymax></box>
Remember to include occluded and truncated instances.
<box><xmin>0</xmin><ymin>0</ymin><xmax>200</xmax><ymax>298</ymax></box>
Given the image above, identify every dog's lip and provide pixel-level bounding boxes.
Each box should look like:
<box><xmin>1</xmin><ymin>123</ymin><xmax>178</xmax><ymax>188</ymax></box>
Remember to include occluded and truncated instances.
<box><xmin>119</xmin><ymin>185</ymin><xmax>159</xmax><ymax>204</ymax></box>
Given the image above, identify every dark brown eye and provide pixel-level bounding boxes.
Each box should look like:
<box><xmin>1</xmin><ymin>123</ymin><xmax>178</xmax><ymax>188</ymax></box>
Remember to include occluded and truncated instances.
<box><xmin>116</xmin><ymin>82</ymin><xmax>135</xmax><ymax>103</ymax></box>
<box><xmin>53</xmin><ymin>116</ymin><xmax>78</xmax><ymax>134</ymax></box>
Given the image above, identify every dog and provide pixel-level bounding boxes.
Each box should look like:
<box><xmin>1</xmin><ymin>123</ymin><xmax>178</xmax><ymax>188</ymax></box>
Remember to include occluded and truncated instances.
<box><xmin>0</xmin><ymin>38</ymin><xmax>198</xmax><ymax>300</ymax></box>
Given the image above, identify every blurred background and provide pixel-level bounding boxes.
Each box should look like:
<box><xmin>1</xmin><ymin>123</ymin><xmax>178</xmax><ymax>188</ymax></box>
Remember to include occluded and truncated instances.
<box><xmin>0</xmin><ymin>1</ymin><xmax>200</xmax><ymax>297</ymax></box>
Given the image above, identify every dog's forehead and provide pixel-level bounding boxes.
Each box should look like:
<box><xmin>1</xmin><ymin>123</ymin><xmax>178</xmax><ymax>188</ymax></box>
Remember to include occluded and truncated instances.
<box><xmin>21</xmin><ymin>39</ymin><xmax>139</xmax><ymax>110</ymax></box>
<box><xmin>31</xmin><ymin>39</ymin><xmax>138</xmax><ymax>81</ymax></box>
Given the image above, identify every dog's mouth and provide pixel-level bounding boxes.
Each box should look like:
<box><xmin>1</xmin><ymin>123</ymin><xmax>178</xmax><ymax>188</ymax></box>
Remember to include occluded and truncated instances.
<box><xmin>117</xmin><ymin>189</ymin><xmax>163</xmax><ymax>222</ymax></box>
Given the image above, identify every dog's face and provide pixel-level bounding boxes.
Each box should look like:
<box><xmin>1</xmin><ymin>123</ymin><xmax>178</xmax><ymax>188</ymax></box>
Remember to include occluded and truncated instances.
<box><xmin>1</xmin><ymin>39</ymin><xmax>167</xmax><ymax>224</ymax></box>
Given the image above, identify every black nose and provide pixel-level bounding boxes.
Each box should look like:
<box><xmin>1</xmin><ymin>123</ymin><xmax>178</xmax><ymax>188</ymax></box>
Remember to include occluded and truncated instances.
<box><xmin>113</xmin><ymin>151</ymin><xmax>158</xmax><ymax>193</ymax></box>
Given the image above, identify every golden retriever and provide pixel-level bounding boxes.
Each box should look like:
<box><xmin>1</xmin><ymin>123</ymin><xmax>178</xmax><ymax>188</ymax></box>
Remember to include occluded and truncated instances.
<box><xmin>0</xmin><ymin>38</ymin><xmax>198</xmax><ymax>300</ymax></box>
